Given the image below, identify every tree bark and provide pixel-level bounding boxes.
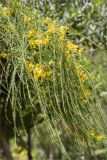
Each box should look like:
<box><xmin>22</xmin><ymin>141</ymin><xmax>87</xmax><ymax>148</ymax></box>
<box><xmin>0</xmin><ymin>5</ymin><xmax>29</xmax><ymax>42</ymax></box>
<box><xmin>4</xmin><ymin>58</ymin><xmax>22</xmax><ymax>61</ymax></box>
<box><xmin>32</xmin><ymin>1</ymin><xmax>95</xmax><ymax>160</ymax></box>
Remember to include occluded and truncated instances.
<box><xmin>27</xmin><ymin>129</ymin><xmax>32</xmax><ymax>160</ymax></box>
<box><xmin>0</xmin><ymin>131</ymin><xmax>13</xmax><ymax>160</ymax></box>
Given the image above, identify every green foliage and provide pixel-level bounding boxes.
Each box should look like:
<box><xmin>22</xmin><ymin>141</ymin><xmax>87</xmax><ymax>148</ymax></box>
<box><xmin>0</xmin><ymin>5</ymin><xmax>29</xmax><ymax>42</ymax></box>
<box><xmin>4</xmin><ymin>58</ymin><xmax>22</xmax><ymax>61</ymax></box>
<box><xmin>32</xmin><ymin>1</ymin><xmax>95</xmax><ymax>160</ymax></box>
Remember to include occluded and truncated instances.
<box><xmin>0</xmin><ymin>1</ymin><xmax>107</xmax><ymax>159</ymax></box>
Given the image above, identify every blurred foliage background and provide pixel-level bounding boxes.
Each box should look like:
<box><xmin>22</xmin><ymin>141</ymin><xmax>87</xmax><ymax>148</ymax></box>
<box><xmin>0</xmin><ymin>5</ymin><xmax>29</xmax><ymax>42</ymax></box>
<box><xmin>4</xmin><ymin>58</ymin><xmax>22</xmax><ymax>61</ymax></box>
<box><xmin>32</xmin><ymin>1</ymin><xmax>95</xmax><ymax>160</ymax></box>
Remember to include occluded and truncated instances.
<box><xmin>0</xmin><ymin>0</ymin><xmax>107</xmax><ymax>160</ymax></box>
<box><xmin>23</xmin><ymin>0</ymin><xmax>107</xmax><ymax>49</ymax></box>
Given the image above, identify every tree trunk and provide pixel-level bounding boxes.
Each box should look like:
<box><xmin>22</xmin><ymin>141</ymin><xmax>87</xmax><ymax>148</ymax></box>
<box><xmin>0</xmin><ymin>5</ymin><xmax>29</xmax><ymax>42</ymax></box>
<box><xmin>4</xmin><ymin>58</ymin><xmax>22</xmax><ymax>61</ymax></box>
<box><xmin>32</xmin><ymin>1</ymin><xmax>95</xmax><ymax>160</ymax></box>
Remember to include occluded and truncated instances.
<box><xmin>27</xmin><ymin>129</ymin><xmax>32</xmax><ymax>160</ymax></box>
<box><xmin>0</xmin><ymin>131</ymin><xmax>13</xmax><ymax>160</ymax></box>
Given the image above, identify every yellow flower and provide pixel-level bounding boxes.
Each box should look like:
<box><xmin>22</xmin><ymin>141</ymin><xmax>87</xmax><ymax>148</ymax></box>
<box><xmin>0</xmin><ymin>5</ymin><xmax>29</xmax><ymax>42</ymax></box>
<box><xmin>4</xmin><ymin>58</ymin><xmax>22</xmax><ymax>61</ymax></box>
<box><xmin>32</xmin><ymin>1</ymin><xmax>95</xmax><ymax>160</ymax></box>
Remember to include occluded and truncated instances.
<box><xmin>43</xmin><ymin>36</ymin><xmax>50</xmax><ymax>45</ymax></box>
<box><xmin>43</xmin><ymin>17</ymin><xmax>57</xmax><ymax>25</ymax></box>
<box><xmin>90</xmin><ymin>129</ymin><xmax>95</xmax><ymax>137</ymax></box>
<box><xmin>26</xmin><ymin>61</ymin><xmax>34</xmax><ymax>72</ymax></box>
<box><xmin>33</xmin><ymin>64</ymin><xmax>52</xmax><ymax>80</ymax></box>
<box><xmin>24</xmin><ymin>15</ymin><xmax>31</xmax><ymax>23</ymax></box>
<box><xmin>82</xmin><ymin>74</ymin><xmax>89</xmax><ymax>81</ymax></box>
<box><xmin>35</xmin><ymin>70</ymin><xmax>43</xmax><ymax>79</ymax></box>
<box><xmin>36</xmin><ymin>39</ymin><xmax>44</xmax><ymax>46</ymax></box>
<box><xmin>84</xmin><ymin>90</ymin><xmax>91</xmax><ymax>97</ymax></box>
<box><xmin>96</xmin><ymin>135</ymin><xmax>104</xmax><ymax>141</ymax></box>
<box><xmin>33</xmin><ymin>64</ymin><xmax>43</xmax><ymax>80</ymax></box>
<box><xmin>77</xmin><ymin>65</ymin><xmax>89</xmax><ymax>81</ymax></box>
<box><xmin>27</xmin><ymin>62</ymin><xmax>52</xmax><ymax>80</ymax></box>
<box><xmin>28</xmin><ymin>29</ymin><xmax>36</xmax><ymax>38</ymax></box>
<box><xmin>35</xmin><ymin>63</ymin><xmax>43</xmax><ymax>69</ymax></box>
<box><xmin>46</xmin><ymin>19</ymin><xmax>57</xmax><ymax>34</ymax></box>
<box><xmin>47</xmin><ymin>25</ymin><xmax>57</xmax><ymax>33</ymax></box>
<box><xmin>57</xmin><ymin>73</ymin><xmax>61</xmax><ymax>77</ymax></box>
<box><xmin>0</xmin><ymin>52</ymin><xmax>8</xmax><ymax>58</ymax></box>
<box><xmin>59</xmin><ymin>25</ymin><xmax>68</xmax><ymax>36</ymax></box>
<box><xmin>67</xmin><ymin>41</ymin><xmax>79</xmax><ymax>52</ymax></box>
<box><xmin>29</xmin><ymin>37</ymin><xmax>49</xmax><ymax>48</ymax></box>
<box><xmin>29</xmin><ymin>39</ymin><xmax>37</xmax><ymax>48</ymax></box>
<box><xmin>2</xmin><ymin>7</ymin><xmax>13</xmax><ymax>16</ymax></box>
<box><xmin>43</xmin><ymin>17</ymin><xmax>51</xmax><ymax>25</ymax></box>
<box><xmin>42</xmin><ymin>71</ymin><xmax>52</xmax><ymax>78</ymax></box>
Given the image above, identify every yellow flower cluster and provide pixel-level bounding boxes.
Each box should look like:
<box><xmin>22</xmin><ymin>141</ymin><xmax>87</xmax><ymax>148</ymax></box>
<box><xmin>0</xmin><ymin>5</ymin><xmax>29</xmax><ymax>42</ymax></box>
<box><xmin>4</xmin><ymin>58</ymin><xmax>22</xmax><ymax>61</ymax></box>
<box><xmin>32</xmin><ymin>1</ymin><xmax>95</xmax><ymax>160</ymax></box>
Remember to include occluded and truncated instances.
<box><xmin>77</xmin><ymin>65</ymin><xmax>89</xmax><ymax>81</ymax></box>
<box><xmin>29</xmin><ymin>36</ymin><xmax>50</xmax><ymax>48</ymax></box>
<box><xmin>27</xmin><ymin>61</ymin><xmax>52</xmax><ymax>80</ymax></box>
<box><xmin>0</xmin><ymin>52</ymin><xmax>8</xmax><ymax>59</ymax></box>
<box><xmin>59</xmin><ymin>26</ymin><xmax>68</xmax><ymax>40</ymax></box>
<box><xmin>24</xmin><ymin>15</ymin><xmax>31</xmax><ymax>23</ymax></box>
<box><xmin>90</xmin><ymin>129</ymin><xmax>104</xmax><ymax>141</ymax></box>
<box><xmin>90</xmin><ymin>129</ymin><xmax>95</xmax><ymax>137</ymax></box>
<box><xmin>67</xmin><ymin>41</ymin><xmax>79</xmax><ymax>52</ymax></box>
<box><xmin>84</xmin><ymin>90</ymin><xmax>91</xmax><ymax>97</ymax></box>
<box><xmin>28</xmin><ymin>29</ymin><xmax>36</xmax><ymax>38</ymax></box>
<box><xmin>26</xmin><ymin>17</ymin><xmax>81</xmax><ymax>53</ymax></box>
<box><xmin>96</xmin><ymin>135</ymin><xmax>104</xmax><ymax>141</ymax></box>
<box><xmin>2</xmin><ymin>7</ymin><xmax>13</xmax><ymax>16</ymax></box>
<box><xmin>80</xmin><ymin>89</ymin><xmax>91</xmax><ymax>103</ymax></box>
<box><xmin>43</xmin><ymin>17</ymin><xmax>68</xmax><ymax>40</ymax></box>
<box><xmin>43</xmin><ymin>17</ymin><xmax>58</xmax><ymax>34</ymax></box>
<box><xmin>43</xmin><ymin>17</ymin><xmax>51</xmax><ymax>25</ymax></box>
<box><xmin>47</xmin><ymin>24</ymin><xmax>57</xmax><ymax>34</ymax></box>
<box><xmin>27</xmin><ymin>61</ymin><xmax>34</xmax><ymax>72</ymax></box>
